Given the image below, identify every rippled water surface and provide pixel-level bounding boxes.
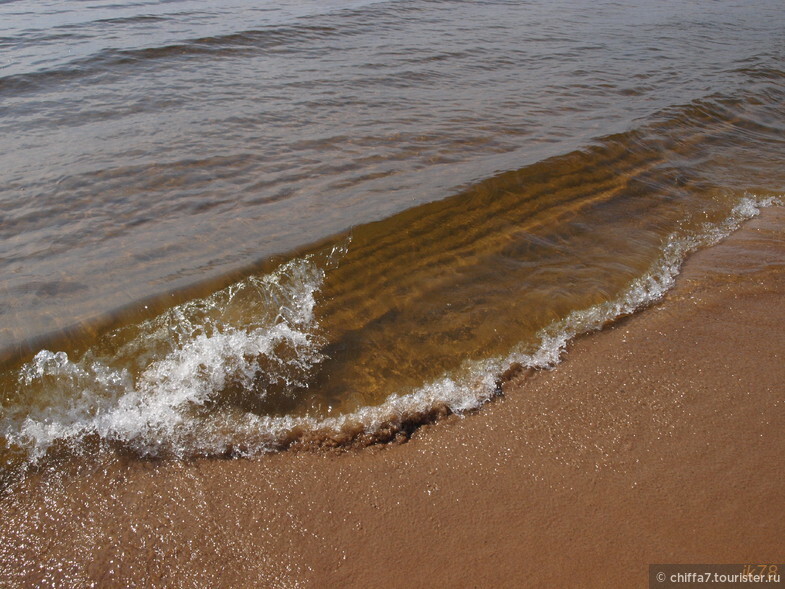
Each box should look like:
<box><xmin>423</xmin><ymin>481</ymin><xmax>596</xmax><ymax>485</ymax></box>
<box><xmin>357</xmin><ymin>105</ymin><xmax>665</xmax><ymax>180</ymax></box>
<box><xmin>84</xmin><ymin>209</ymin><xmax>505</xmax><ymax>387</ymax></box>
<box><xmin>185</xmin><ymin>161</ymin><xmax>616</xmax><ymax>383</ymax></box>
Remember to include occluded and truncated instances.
<box><xmin>1</xmin><ymin>0</ymin><xmax>784</xmax><ymax>467</ymax></box>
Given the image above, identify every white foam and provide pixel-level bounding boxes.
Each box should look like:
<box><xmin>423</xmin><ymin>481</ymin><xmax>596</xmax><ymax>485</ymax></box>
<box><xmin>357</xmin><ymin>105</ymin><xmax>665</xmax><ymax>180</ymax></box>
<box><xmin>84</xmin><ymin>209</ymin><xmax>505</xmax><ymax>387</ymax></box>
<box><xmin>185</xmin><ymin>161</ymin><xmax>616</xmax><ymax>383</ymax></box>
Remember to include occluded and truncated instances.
<box><xmin>3</xmin><ymin>254</ymin><xmax>329</xmax><ymax>460</ymax></box>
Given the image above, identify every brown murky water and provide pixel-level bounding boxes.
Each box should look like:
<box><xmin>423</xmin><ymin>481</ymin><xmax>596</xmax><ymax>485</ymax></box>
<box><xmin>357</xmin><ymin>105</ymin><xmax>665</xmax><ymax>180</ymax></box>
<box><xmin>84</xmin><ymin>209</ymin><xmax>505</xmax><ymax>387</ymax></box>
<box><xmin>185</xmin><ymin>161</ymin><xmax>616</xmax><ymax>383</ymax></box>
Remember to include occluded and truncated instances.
<box><xmin>0</xmin><ymin>0</ymin><xmax>784</xmax><ymax>469</ymax></box>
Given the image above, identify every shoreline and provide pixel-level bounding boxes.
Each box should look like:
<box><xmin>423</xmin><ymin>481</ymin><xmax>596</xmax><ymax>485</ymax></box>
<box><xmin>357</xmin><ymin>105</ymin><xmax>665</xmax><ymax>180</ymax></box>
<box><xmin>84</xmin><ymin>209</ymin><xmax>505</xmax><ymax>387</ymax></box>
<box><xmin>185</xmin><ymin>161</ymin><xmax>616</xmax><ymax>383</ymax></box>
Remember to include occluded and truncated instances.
<box><xmin>1</xmin><ymin>207</ymin><xmax>783</xmax><ymax>587</ymax></box>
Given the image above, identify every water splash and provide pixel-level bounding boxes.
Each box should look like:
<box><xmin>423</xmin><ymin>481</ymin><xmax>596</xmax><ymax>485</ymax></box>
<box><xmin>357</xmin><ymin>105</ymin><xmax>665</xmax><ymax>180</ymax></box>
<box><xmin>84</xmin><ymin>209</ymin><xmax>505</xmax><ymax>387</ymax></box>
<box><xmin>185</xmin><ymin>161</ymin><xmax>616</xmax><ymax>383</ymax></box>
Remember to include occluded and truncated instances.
<box><xmin>2</xmin><ymin>253</ymin><xmax>332</xmax><ymax>461</ymax></box>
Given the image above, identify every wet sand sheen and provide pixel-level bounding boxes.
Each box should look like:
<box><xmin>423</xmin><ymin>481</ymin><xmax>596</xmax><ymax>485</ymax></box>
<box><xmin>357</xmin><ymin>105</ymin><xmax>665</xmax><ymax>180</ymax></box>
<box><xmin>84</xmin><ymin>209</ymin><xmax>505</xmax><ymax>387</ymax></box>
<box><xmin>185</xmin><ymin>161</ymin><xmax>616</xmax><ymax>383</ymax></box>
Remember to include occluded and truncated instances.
<box><xmin>0</xmin><ymin>207</ymin><xmax>782</xmax><ymax>587</ymax></box>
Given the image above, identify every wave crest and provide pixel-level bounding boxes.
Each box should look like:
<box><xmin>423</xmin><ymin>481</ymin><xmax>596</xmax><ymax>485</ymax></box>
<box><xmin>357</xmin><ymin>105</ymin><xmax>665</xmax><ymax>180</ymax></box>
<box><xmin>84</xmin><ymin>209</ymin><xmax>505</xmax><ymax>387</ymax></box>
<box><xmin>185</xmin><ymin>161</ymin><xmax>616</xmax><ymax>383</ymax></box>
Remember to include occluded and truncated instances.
<box><xmin>2</xmin><ymin>197</ymin><xmax>779</xmax><ymax>464</ymax></box>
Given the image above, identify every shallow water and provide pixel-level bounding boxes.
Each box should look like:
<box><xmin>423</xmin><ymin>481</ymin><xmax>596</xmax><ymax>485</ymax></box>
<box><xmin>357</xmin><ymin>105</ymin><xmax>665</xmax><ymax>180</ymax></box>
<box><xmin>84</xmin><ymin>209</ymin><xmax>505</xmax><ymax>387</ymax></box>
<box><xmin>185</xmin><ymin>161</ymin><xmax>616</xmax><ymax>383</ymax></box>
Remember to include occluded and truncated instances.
<box><xmin>1</xmin><ymin>0</ymin><xmax>784</xmax><ymax>468</ymax></box>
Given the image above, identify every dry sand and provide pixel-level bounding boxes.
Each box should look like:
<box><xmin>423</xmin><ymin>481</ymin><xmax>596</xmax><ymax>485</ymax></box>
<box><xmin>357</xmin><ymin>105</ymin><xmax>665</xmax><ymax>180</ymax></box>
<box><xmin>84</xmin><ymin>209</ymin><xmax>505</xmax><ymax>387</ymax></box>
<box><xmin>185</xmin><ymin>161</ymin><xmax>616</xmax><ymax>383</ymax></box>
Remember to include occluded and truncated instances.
<box><xmin>0</xmin><ymin>208</ymin><xmax>783</xmax><ymax>588</ymax></box>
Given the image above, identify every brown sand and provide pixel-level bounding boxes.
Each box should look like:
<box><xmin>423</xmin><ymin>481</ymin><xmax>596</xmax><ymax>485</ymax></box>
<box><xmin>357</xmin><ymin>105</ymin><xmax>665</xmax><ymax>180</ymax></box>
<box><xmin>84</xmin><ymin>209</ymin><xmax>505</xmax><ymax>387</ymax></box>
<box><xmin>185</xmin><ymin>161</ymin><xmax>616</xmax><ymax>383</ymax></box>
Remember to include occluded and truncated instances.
<box><xmin>0</xmin><ymin>208</ymin><xmax>783</xmax><ymax>588</ymax></box>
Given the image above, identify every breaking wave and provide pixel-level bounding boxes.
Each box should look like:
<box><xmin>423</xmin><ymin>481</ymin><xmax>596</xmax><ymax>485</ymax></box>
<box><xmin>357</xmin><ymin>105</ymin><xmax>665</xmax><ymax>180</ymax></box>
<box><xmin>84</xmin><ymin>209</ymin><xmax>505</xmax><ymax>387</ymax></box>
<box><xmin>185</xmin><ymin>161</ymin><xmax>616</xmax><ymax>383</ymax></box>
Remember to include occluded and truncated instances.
<box><xmin>1</xmin><ymin>196</ymin><xmax>779</xmax><ymax>466</ymax></box>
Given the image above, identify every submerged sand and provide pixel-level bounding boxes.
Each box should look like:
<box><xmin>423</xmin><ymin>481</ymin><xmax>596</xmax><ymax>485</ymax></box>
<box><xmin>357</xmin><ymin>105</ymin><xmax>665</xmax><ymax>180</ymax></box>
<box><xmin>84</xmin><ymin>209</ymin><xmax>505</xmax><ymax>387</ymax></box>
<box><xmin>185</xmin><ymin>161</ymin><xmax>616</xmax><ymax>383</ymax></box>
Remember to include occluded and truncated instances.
<box><xmin>0</xmin><ymin>207</ymin><xmax>783</xmax><ymax>587</ymax></box>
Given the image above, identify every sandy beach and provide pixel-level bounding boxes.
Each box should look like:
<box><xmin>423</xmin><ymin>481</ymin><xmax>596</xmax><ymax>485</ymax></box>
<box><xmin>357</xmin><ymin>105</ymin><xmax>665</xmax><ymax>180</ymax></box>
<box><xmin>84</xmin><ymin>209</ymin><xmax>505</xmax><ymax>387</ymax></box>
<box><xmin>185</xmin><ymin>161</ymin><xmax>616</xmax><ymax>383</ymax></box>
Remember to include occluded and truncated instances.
<box><xmin>1</xmin><ymin>206</ymin><xmax>783</xmax><ymax>587</ymax></box>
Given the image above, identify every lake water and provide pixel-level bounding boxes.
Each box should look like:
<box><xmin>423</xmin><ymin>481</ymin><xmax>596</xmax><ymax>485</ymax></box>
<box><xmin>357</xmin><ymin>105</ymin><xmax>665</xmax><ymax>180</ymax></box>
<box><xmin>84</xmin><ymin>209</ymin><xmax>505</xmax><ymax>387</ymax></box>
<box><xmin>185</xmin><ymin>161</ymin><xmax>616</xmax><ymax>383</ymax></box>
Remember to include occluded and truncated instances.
<box><xmin>1</xmin><ymin>0</ymin><xmax>783</xmax><ymax>470</ymax></box>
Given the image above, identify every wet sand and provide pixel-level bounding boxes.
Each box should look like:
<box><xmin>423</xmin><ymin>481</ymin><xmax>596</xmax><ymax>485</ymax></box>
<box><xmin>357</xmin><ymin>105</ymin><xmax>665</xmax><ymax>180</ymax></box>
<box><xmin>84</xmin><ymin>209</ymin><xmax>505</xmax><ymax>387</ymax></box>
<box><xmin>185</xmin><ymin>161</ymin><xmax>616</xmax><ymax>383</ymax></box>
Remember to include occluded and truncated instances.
<box><xmin>1</xmin><ymin>207</ymin><xmax>783</xmax><ymax>588</ymax></box>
